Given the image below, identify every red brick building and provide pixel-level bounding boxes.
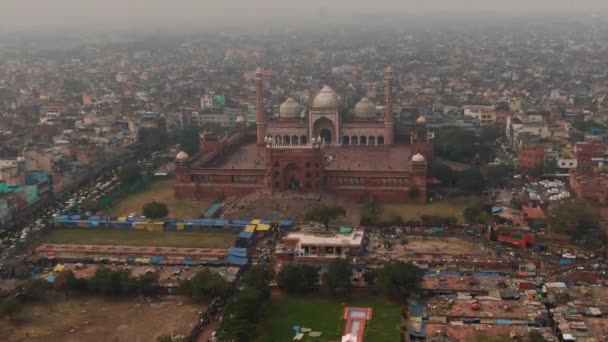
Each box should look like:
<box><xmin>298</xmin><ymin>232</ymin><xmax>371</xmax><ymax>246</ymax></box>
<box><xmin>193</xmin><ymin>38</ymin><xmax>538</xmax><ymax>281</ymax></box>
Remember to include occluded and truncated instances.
<box><xmin>175</xmin><ymin>66</ymin><xmax>432</xmax><ymax>202</ymax></box>
<box><xmin>569</xmin><ymin>170</ymin><xmax>608</xmax><ymax>204</ymax></box>
<box><xmin>575</xmin><ymin>141</ymin><xmax>604</xmax><ymax>170</ymax></box>
<box><xmin>518</xmin><ymin>143</ymin><xmax>545</xmax><ymax>171</ymax></box>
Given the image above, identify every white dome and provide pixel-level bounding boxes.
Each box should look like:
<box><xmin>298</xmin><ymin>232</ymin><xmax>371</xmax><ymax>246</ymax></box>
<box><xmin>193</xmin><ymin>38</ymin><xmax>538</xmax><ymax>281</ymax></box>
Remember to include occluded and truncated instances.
<box><xmin>279</xmin><ymin>97</ymin><xmax>300</xmax><ymax>118</ymax></box>
<box><xmin>416</xmin><ymin>115</ymin><xmax>426</xmax><ymax>124</ymax></box>
<box><xmin>412</xmin><ymin>153</ymin><xmax>425</xmax><ymax>162</ymax></box>
<box><xmin>176</xmin><ymin>151</ymin><xmax>189</xmax><ymax>160</ymax></box>
<box><xmin>312</xmin><ymin>85</ymin><xmax>340</xmax><ymax>109</ymax></box>
<box><xmin>354</xmin><ymin>97</ymin><xmax>376</xmax><ymax>119</ymax></box>
<box><xmin>236</xmin><ymin>115</ymin><xmax>246</xmax><ymax>124</ymax></box>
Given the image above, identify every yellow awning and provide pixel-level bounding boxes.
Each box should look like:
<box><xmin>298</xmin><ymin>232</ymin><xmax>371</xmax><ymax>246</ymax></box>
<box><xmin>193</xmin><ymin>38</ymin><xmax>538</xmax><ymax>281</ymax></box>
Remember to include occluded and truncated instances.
<box><xmin>117</xmin><ymin>217</ymin><xmax>127</xmax><ymax>222</ymax></box>
<box><xmin>53</xmin><ymin>264</ymin><xmax>65</xmax><ymax>272</ymax></box>
<box><xmin>250</xmin><ymin>219</ymin><xmax>261</xmax><ymax>225</ymax></box>
<box><xmin>245</xmin><ymin>224</ymin><xmax>257</xmax><ymax>232</ymax></box>
<box><xmin>256</xmin><ymin>224</ymin><xmax>270</xmax><ymax>231</ymax></box>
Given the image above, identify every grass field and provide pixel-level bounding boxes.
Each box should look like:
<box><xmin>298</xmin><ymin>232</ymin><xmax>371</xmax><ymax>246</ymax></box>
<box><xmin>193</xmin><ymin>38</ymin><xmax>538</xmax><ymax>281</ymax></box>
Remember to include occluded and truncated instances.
<box><xmin>40</xmin><ymin>228</ymin><xmax>236</xmax><ymax>248</ymax></box>
<box><xmin>380</xmin><ymin>200</ymin><xmax>467</xmax><ymax>223</ymax></box>
<box><xmin>104</xmin><ymin>179</ymin><xmax>215</xmax><ymax>219</ymax></box>
<box><xmin>256</xmin><ymin>295</ymin><xmax>402</xmax><ymax>342</ymax></box>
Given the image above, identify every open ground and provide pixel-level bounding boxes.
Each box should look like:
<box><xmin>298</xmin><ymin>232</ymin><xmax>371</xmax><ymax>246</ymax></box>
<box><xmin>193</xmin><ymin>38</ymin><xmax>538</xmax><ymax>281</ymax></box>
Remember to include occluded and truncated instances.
<box><xmin>380</xmin><ymin>200</ymin><xmax>466</xmax><ymax>223</ymax></box>
<box><xmin>0</xmin><ymin>296</ymin><xmax>202</xmax><ymax>342</ymax></box>
<box><xmin>222</xmin><ymin>190</ymin><xmax>361</xmax><ymax>226</ymax></box>
<box><xmin>256</xmin><ymin>295</ymin><xmax>402</xmax><ymax>342</ymax></box>
<box><xmin>401</xmin><ymin>236</ymin><xmax>484</xmax><ymax>255</ymax></box>
<box><xmin>104</xmin><ymin>180</ymin><xmax>215</xmax><ymax>218</ymax></box>
<box><xmin>40</xmin><ymin>228</ymin><xmax>237</xmax><ymax>248</ymax></box>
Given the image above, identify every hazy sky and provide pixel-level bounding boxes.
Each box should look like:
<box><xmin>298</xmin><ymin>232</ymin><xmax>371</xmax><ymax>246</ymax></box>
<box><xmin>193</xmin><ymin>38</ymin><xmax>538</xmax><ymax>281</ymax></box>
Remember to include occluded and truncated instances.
<box><xmin>1</xmin><ymin>0</ymin><xmax>606</xmax><ymax>32</ymax></box>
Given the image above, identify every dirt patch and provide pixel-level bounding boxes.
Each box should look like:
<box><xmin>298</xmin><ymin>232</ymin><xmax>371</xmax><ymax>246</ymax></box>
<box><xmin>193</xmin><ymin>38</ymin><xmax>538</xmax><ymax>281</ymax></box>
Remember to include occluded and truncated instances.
<box><xmin>401</xmin><ymin>236</ymin><xmax>484</xmax><ymax>255</ymax></box>
<box><xmin>0</xmin><ymin>296</ymin><xmax>203</xmax><ymax>342</ymax></box>
<box><xmin>222</xmin><ymin>191</ymin><xmax>361</xmax><ymax>226</ymax></box>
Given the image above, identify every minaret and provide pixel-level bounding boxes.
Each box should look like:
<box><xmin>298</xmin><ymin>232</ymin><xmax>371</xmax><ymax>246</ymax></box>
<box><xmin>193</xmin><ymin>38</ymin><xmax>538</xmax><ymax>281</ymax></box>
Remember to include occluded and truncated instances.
<box><xmin>255</xmin><ymin>68</ymin><xmax>266</xmax><ymax>145</ymax></box>
<box><xmin>384</xmin><ymin>66</ymin><xmax>394</xmax><ymax>145</ymax></box>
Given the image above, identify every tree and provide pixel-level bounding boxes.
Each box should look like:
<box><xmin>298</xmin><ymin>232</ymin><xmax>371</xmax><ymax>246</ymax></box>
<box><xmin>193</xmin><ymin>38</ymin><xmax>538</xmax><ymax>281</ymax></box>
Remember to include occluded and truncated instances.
<box><xmin>457</xmin><ymin>168</ymin><xmax>485</xmax><ymax>195</ymax></box>
<box><xmin>136</xmin><ymin>272</ymin><xmax>159</xmax><ymax>296</ymax></box>
<box><xmin>215</xmin><ymin>316</ymin><xmax>257</xmax><ymax>342</ymax></box>
<box><xmin>0</xmin><ymin>297</ymin><xmax>21</xmax><ymax>320</ymax></box>
<box><xmin>375</xmin><ymin>261</ymin><xmax>424</xmax><ymax>303</ymax></box>
<box><xmin>408</xmin><ymin>186</ymin><xmax>421</xmax><ymax>200</ymax></box>
<box><xmin>400</xmin><ymin>238</ymin><xmax>409</xmax><ymax>246</ymax></box>
<box><xmin>322</xmin><ymin>258</ymin><xmax>353</xmax><ymax>293</ymax></box>
<box><xmin>480</xmin><ymin>125</ymin><xmax>502</xmax><ymax>142</ymax></box>
<box><xmin>54</xmin><ymin>270</ymin><xmax>86</xmax><ymax>292</ymax></box>
<box><xmin>241</xmin><ymin>265</ymin><xmax>272</xmax><ymax>298</ymax></box>
<box><xmin>178</xmin><ymin>126</ymin><xmax>201</xmax><ymax>156</ymax></box>
<box><xmin>223</xmin><ymin>288</ymin><xmax>266</xmax><ymax>322</ymax></box>
<box><xmin>157</xmin><ymin>334</ymin><xmax>187</xmax><ymax>342</ymax></box>
<box><xmin>305</xmin><ymin>205</ymin><xmax>346</xmax><ymax>230</ymax></box>
<box><xmin>363</xmin><ymin>269</ymin><xmax>377</xmax><ymax>288</ymax></box>
<box><xmin>549</xmin><ymin>199</ymin><xmax>604</xmax><ymax>247</ymax></box>
<box><xmin>360</xmin><ymin>197</ymin><xmax>382</xmax><ymax>225</ymax></box>
<box><xmin>138</xmin><ymin>127</ymin><xmax>169</xmax><ymax>153</ymax></box>
<box><xmin>22</xmin><ymin>278</ymin><xmax>52</xmax><ymax>302</ymax></box>
<box><xmin>435</xmin><ymin>128</ymin><xmax>477</xmax><ymax>162</ymax></box>
<box><xmin>177</xmin><ymin>269</ymin><xmax>230</xmax><ymax>302</ymax></box>
<box><xmin>118</xmin><ymin>161</ymin><xmax>141</xmax><ymax>184</ymax></box>
<box><xmin>142</xmin><ymin>201</ymin><xmax>169</xmax><ymax>219</ymax></box>
<box><xmin>428</xmin><ymin>162</ymin><xmax>457</xmax><ymax>186</ymax></box>
<box><xmin>87</xmin><ymin>267</ymin><xmax>134</xmax><ymax>296</ymax></box>
<box><xmin>527</xmin><ymin>331</ymin><xmax>546</xmax><ymax>342</ymax></box>
<box><xmin>484</xmin><ymin>163</ymin><xmax>514</xmax><ymax>188</ymax></box>
<box><xmin>277</xmin><ymin>264</ymin><xmax>319</xmax><ymax>293</ymax></box>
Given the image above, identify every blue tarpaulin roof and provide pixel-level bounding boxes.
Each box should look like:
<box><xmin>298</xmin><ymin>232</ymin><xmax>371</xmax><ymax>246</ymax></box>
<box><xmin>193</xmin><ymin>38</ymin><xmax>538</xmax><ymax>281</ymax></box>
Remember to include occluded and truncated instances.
<box><xmin>227</xmin><ymin>255</ymin><xmax>249</xmax><ymax>265</ymax></box>
<box><xmin>231</xmin><ymin>220</ymin><xmax>251</xmax><ymax>225</ymax></box>
<box><xmin>203</xmin><ymin>202</ymin><xmax>222</xmax><ymax>218</ymax></box>
<box><xmin>89</xmin><ymin>215</ymin><xmax>101</xmax><ymax>220</ymax></box>
<box><xmin>229</xmin><ymin>247</ymin><xmax>248</xmax><ymax>258</ymax></box>
<box><xmin>69</xmin><ymin>215</ymin><xmax>81</xmax><ymax>220</ymax></box>
<box><xmin>150</xmin><ymin>256</ymin><xmax>164</xmax><ymax>264</ymax></box>
<box><xmin>492</xmin><ymin>206</ymin><xmax>503</xmax><ymax>213</ymax></box>
<box><xmin>238</xmin><ymin>231</ymin><xmax>254</xmax><ymax>239</ymax></box>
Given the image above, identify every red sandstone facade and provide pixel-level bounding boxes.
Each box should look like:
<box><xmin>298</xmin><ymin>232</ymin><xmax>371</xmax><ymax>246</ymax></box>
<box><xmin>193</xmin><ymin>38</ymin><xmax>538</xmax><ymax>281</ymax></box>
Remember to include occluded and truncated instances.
<box><xmin>175</xmin><ymin>66</ymin><xmax>432</xmax><ymax>202</ymax></box>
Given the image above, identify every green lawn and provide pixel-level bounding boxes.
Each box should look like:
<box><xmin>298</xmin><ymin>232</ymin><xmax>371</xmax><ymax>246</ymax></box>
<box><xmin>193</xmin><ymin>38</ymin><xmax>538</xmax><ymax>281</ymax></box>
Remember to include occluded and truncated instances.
<box><xmin>256</xmin><ymin>295</ymin><xmax>402</xmax><ymax>342</ymax></box>
<box><xmin>104</xmin><ymin>179</ymin><xmax>215</xmax><ymax>219</ymax></box>
<box><xmin>380</xmin><ymin>200</ymin><xmax>466</xmax><ymax>223</ymax></box>
<box><xmin>40</xmin><ymin>228</ymin><xmax>236</xmax><ymax>248</ymax></box>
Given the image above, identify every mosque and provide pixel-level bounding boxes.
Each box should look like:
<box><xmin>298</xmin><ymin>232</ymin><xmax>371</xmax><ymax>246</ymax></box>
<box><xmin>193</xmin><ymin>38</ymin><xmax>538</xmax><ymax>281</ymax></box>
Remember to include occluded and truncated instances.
<box><xmin>175</xmin><ymin>66</ymin><xmax>434</xmax><ymax>202</ymax></box>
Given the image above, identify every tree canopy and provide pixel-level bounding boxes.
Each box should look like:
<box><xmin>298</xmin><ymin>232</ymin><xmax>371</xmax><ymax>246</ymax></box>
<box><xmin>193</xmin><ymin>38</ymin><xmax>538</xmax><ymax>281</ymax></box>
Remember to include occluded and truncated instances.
<box><xmin>549</xmin><ymin>199</ymin><xmax>604</xmax><ymax>248</ymax></box>
<box><xmin>360</xmin><ymin>197</ymin><xmax>382</xmax><ymax>225</ymax></box>
<box><xmin>277</xmin><ymin>264</ymin><xmax>319</xmax><ymax>294</ymax></box>
<box><xmin>118</xmin><ymin>161</ymin><xmax>142</xmax><ymax>184</ymax></box>
<box><xmin>0</xmin><ymin>297</ymin><xmax>21</xmax><ymax>320</ymax></box>
<box><xmin>142</xmin><ymin>201</ymin><xmax>169</xmax><ymax>219</ymax></box>
<box><xmin>305</xmin><ymin>205</ymin><xmax>346</xmax><ymax>230</ymax></box>
<box><xmin>321</xmin><ymin>258</ymin><xmax>353</xmax><ymax>293</ymax></box>
<box><xmin>483</xmin><ymin>162</ymin><xmax>514</xmax><ymax>188</ymax></box>
<box><xmin>456</xmin><ymin>168</ymin><xmax>486</xmax><ymax>195</ymax></box>
<box><xmin>435</xmin><ymin>127</ymin><xmax>495</xmax><ymax>163</ymax></box>
<box><xmin>479</xmin><ymin>125</ymin><xmax>503</xmax><ymax>142</ymax></box>
<box><xmin>375</xmin><ymin>261</ymin><xmax>424</xmax><ymax>303</ymax></box>
<box><xmin>178</xmin><ymin>126</ymin><xmax>201</xmax><ymax>156</ymax></box>
<box><xmin>177</xmin><ymin>269</ymin><xmax>230</xmax><ymax>302</ymax></box>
